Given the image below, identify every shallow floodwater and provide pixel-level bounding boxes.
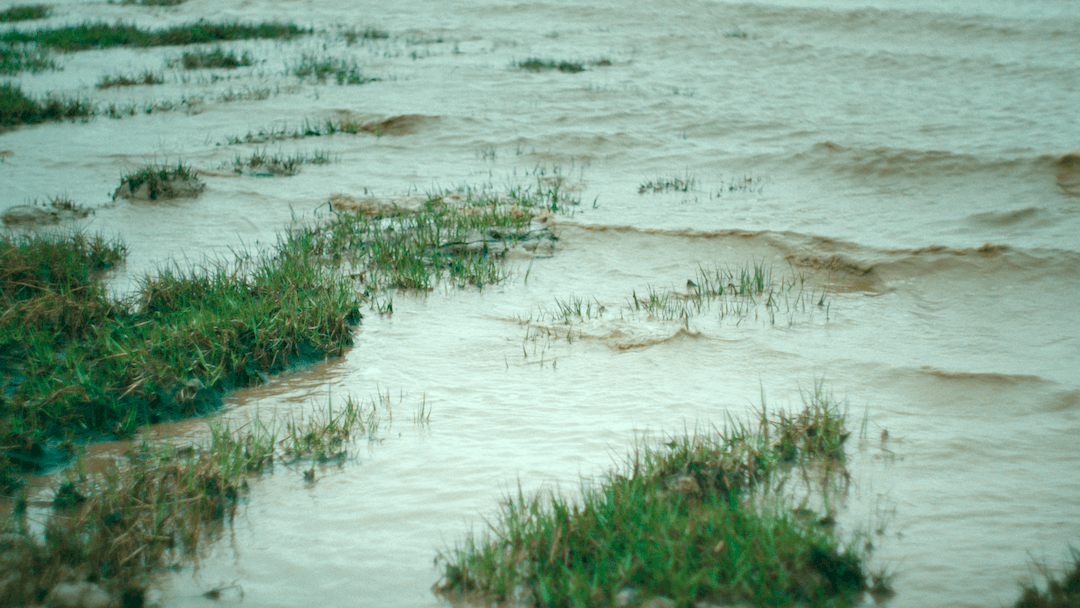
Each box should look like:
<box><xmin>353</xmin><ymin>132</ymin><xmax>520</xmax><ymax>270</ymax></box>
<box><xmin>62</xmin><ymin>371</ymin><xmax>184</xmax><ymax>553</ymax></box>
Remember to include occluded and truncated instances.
<box><xmin>3</xmin><ymin>0</ymin><xmax>1079</xmax><ymax>606</ymax></box>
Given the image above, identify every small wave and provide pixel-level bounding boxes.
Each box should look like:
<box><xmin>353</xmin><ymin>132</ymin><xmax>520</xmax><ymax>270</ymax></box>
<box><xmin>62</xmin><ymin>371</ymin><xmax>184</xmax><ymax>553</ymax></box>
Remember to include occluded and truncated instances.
<box><xmin>1055</xmin><ymin>152</ymin><xmax>1080</xmax><ymax>196</ymax></box>
<box><xmin>799</xmin><ymin>142</ymin><xmax>1055</xmax><ymax>180</ymax></box>
<box><xmin>917</xmin><ymin>367</ymin><xmax>1047</xmax><ymax>388</ymax></box>
<box><xmin>967</xmin><ymin>206</ymin><xmax>1043</xmax><ymax>227</ymax></box>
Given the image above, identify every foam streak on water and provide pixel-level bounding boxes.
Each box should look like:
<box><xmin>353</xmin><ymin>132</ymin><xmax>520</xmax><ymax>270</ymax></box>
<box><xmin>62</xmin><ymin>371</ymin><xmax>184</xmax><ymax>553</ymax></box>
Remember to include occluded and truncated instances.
<box><xmin>3</xmin><ymin>0</ymin><xmax>1079</xmax><ymax>606</ymax></box>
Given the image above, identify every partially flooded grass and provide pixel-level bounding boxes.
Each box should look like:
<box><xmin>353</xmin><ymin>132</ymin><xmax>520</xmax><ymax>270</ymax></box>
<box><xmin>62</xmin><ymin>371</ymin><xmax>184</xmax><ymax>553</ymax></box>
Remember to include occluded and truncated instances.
<box><xmin>514</xmin><ymin>57</ymin><xmax>612</xmax><ymax>73</ymax></box>
<box><xmin>0</xmin><ymin>42</ymin><xmax>56</xmax><ymax>73</ymax></box>
<box><xmin>120</xmin><ymin>0</ymin><xmax>188</xmax><ymax>6</ymax></box>
<box><xmin>300</xmin><ymin>183</ymin><xmax>568</xmax><ymax>296</ymax></box>
<box><xmin>0</xmin><ymin>394</ymin><xmax>380</xmax><ymax>606</ymax></box>
<box><xmin>0</xmin><ymin>81</ymin><xmax>92</xmax><ymax>128</ymax></box>
<box><xmin>639</xmin><ymin>172</ymin><xmax>697</xmax><ymax>194</ymax></box>
<box><xmin>529</xmin><ymin>261</ymin><xmax>828</xmax><ymax>333</ymax></box>
<box><xmin>0</xmin><ymin>20</ymin><xmax>309</xmax><ymax>52</ymax></box>
<box><xmin>1015</xmin><ymin>549</ymin><xmax>1080</xmax><ymax>608</ymax></box>
<box><xmin>175</xmin><ymin>46</ymin><xmax>254</xmax><ymax>70</ymax></box>
<box><xmin>114</xmin><ymin>160</ymin><xmax>204</xmax><ymax>200</ymax></box>
<box><xmin>342</xmin><ymin>27</ymin><xmax>389</xmax><ymax>45</ymax></box>
<box><xmin>96</xmin><ymin>69</ymin><xmax>164</xmax><ymax>89</ymax></box>
<box><xmin>230</xmin><ymin>148</ymin><xmax>334</xmax><ymax>176</ymax></box>
<box><xmin>0</xmin><ymin>4</ymin><xmax>51</xmax><ymax>22</ymax></box>
<box><xmin>437</xmin><ymin>388</ymin><xmax>877</xmax><ymax>607</ymax></box>
<box><xmin>292</xmin><ymin>53</ymin><xmax>373</xmax><ymax>85</ymax></box>
<box><xmin>0</xmin><ymin>230</ymin><xmax>361</xmax><ymax>485</ymax></box>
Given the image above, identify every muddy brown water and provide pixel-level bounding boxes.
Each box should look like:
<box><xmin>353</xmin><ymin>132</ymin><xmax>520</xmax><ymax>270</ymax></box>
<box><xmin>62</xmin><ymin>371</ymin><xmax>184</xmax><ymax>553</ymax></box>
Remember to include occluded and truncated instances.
<box><xmin>3</xmin><ymin>0</ymin><xmax>1079</xmax><ymax>606</ymax></box>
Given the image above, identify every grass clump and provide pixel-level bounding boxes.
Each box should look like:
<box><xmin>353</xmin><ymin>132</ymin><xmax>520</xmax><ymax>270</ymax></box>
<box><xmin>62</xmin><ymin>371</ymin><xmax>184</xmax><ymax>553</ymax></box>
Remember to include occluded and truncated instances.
<box><xmin>0</xmin><ymin>4</ymin><xmax>51</xmax><ymax>22</ymax></box>
<box><xmin>0</xmin><ymin>394</ymin><xmax>380</xmax><ymax>606</ymax></box>
<box><xmin>0</xmin><ymin>81</ymin><xmax>92</xmax><ymax>128</ymax></box>
<box><xmin>0</xmin><ymin>42</ymin><xmax>56</xmax><ymax>73</ymax></box>
<box><xmin>114</xmin><ymin>161</ymin><xmax>204</xmax><ymax>200</ymax></box>
<box><xmin>96</xmin><ymin>69</ymin><xmax>163</xmax><ymax>88</ymax></box>
<box><xmin>343</xmin><ymin>27</ymin><xmax>388</xmax><ymax>45</ymax></box>
<box><xmin>230</xmin><ymin>148</ymin><xmax>333</xmax><ymax>176</ymax></box>
<box><xmin>638</xmin><ymin>172</ymin><xmax>696</xmax><ymax>194</ymax></box>
<box><xmin>0</xmin><ymin>20</ymin><xmax>309</xmax><ymax>52</ymax></box>
<box><xmin>175</xmin><ymin>46</ymin><xmax>254</xmax><ymax>70</ymax></box>
<box><xmin>1015</xmin><ymin>549</ymin><xmax>1080</xmax><ymax>608</ymax></box>
<box><xmin>0</xmin><ymin>230</ymin><xmax>361</xmax><ymax>484</ymax></box>
<box><xmin>438</xmin><ymin>389</ymin><xmax>875</xmax><ymax>607</ymax></box>
<box><xmin>293</xmin><ymin>53</ymin><xmax>373</xmax><ymax>85</ymax></box>
<box><xmin>515</xmin><ymin>57</ymin><xmax>585</xmax><ymax>73</ymax></box>
<box><xmin>307</xmin><ymin>183</ymin><xmax>569</xmax><ymax>295</ymax></box>
<box><xmin>121</xmin><ymin>0</ymin><xmax>188</xmax><ymax>5</ymax></box>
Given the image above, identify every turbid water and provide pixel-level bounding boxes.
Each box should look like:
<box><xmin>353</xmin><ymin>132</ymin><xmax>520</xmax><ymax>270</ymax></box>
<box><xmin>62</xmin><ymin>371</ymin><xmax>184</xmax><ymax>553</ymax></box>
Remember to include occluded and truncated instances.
<box><xmin>3</xmin><ymin>0</ymin><xmax>1079</xmax><ymax>606</ymax></box>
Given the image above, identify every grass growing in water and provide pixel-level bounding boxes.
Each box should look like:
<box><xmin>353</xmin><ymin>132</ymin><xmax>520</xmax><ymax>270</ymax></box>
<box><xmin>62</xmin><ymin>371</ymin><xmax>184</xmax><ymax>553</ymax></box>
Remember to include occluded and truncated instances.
<box><xmin>1</xmin><ymin>394</ymin><xmax>380</xmax><ymax>606</ymax></box>
<box><xmin>0</xmin><ymin>230</ymin><xmax>361</xmax><ymax>484</ymax></box>
<box><xmin>0</xmin><ymin>20</ymin><xmax>309</xmax><ymax>52</ymax></box>
<box><xmin>230</xmin><ymin>148</ymin><xmax>333</xmax><ymax>176</ymax></box>
<box><xmin>0</xmin><ymin>42</ymin><xmax>56</xmax><ymax>73</ymax></box>
<box><xmin>438</xmin><ymin>389</ymin><xmax>875</xmax><ymax>607</ymax></box>
<box><xmin>515</xmin><ymin>58</ymin><xmax>585</xmax><ymax>73</ymax></box>
<box><xmin>638</xmin><ymin>172</ymin><xmax>697</xmax><ymax>194</ymax></box>
<box><xmin>0</xmin><ymin>4</ymin><xmax>51</xmax><ymax>22</ymax></box>
<box><xmin>114</xmin><ymin>161</ymin><xmax>204</xmax><ymax>200</ymax></box>
<box><xmin>1014</xmin><ymin>549</ymin><xmax>1080</xmax><ymax>608</ymax></box>
<box><xmin>0</xmin><ymin>81</ymin><xmax>92</xmax><ymax>128</ymax></box>
<box><xmin>293</xmin><ymin>53</ymin><xmax>373</xmax><ymax>85</ymax></box>
<box><xmin>96</xmin><ymin>69</ymin><xmax>163</xmax><ymax>88</ymax></box>
<box><xmin>174</xmin><ymin>46</ymin><xmax>254</xmax><ymax>70</ymax></box>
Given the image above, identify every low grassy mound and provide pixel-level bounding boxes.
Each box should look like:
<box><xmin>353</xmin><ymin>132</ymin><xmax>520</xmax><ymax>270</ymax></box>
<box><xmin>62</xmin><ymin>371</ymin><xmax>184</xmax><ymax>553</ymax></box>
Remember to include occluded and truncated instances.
<box><xmin>0</xmin><ymin>4</ymin><xmax>51</xmax><ymax>23</ymax></box>
<box><xmin>113</xmin><ymin>161</ymin><xmax>205</xmax><ymax>200</ymax></box>
<box><xmin>0</xmin><ymin>230</ymin><xmax>361</xmax><ymax>484</ymax></box>
<box><xmin>438</xmin><ymin>394</ymin><xmax>881</xmax><ymax>607</ymax></box>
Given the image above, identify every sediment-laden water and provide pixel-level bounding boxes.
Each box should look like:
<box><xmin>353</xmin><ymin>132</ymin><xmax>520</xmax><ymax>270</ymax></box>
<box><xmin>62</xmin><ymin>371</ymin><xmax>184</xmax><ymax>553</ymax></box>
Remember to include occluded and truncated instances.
<box><xmin>3</xmin><ymin>0</ymin><xmax>1078</xmax><ymax>606</ymax></box>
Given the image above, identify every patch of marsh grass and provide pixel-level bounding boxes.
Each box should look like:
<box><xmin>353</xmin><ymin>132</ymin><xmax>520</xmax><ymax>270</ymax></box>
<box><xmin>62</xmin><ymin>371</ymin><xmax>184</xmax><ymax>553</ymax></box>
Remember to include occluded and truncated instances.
<box><xmin>120</xmin><ymin>0</ymin><xmax>188</xmax><ymax>6</ymax></box>
<box><xmin>95</xmin><ymin>69</ymin><xmax>163</xmax><ymax>88</ymax></box>
<box><xmin>343</xmin><ymin>27</ymin><xmax>389</xmax><ymax>45</ymax></box>
<box><xmin>0</xmin><ymin>230</ymin><xmax>361</xmax><ymax>482</ymax></box>
<box><xmin>292</xmin><ymin>53</ymin><xmax>372</xmax><ymax>85</ymax></box>
<box><xmin>515</xmin><ymin>57</ymin><xmax>584</xmax><ymax>73</ymax></box>
<box><xmin>0</xmin><ymin>20</ymin><xmax>309</xmax><ymax>52</ymax></box>
<box><xmin>174</xmin><ymin>46</ymin><xmax>254</xmax><ymax>70</ymax></box>
<box><xmin>638</xmin><ymin>171</ymin><xmax>697</xmax><ymax>194</ymax></box>
<box><xmin>0</xmin><ymin>4</ymin><xmax>51</xmax><ymax>22</ymax></box>
<box><xmin>437</xmin><ymin>389</ymin><xmax>874</xmax><ymax>607</ymax></box>
<box><xmin>1015</xmin><ymin>548</ymin><xmax>1080</xmax><ymax>608</ymax></box>
<box><xmin>0</xmin><ymin>394</ymin><xmax>380</xmax><ymax>606</ymax></box>
<box><xmin>0</xmin><ymin>81</ymin><xmax>92</xmax><ymax>128</ymax></box>
<box><xmin>302</xmin><ymin>183</ymin><xmax>569</xmax><ymax>295</ymax></box>
<box><xmin>230</xmin><ymin>148</ymin><xmax>334</xmax><ymax>176</ymax></box>
<box><xmin>0</xmin><ymin>42</ymin><xmax>56</xmax><ymax>73</ymax></box>
<box><xmin>114</xmin><ymin>160</ymin><xmax>204</xmax><ymax>200</ymax></box>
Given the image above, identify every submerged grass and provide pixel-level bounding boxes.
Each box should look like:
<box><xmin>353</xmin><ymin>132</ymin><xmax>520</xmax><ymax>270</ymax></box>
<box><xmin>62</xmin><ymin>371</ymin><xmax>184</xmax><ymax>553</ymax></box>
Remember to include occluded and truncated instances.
<box><xmin>0</xmin><ymin>42</ymin><xmax>56</xmax><ymax>73</ymax></box>
<box><xmin>0</xmin><ymin>229</ymin><xmax>362</xmax><ymax>485</ymax></box>
<box><xmin>96</xmin><ymin>69</ymin><xmax>164</xmax><ymax>88</ymax></box>
<box><xmin>0</xmin><ymin>20</ymin><xmax>309</xmax><ymax>52</ymax></box>
<box><xmin>438</xmin><ymin>389</ymin><xmax>874</xmax><ymax>607</ymax></box>
<box><xmin>1</xmin><ymin>394</ymin><xmax>380</xmax><ymax>606</ymax></box>
<box><xmin>292</xmin><ymin>53</ymin><xmax>373</xmax><ymax>85</ymax></box>
<box><xmin>175</xmin><ymin>46</ymin><xmax>254</xmax><ymax>70</ymax></box>
<box><xmin>230</xmin><ymin>148</ymin><xmax>333</xmax><ymax>176</ymax></box>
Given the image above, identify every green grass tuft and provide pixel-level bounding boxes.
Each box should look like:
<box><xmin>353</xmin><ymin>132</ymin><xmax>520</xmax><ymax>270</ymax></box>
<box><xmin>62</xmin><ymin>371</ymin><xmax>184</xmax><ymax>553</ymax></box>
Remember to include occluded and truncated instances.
<box><xmin>0</xmin><ymin>81</ymin><xmax>92</xmax><ymax>128</ymax></box>
<box><xmin>515</xmin><ymin>57</ymin><xmax>585</xmax><ymax>73</ymax></box>
<box><xmin>0</xmin><ymin>42</ymin><xmax>56</xmax><ymax>73</ymax></box>
<box><xmin>176</xmin><ymin>46</ymin><xmax>254</xmax><ymax>70</ymax></box>
<box><xmin>0</xmin><ymin>19</ymin><xmax>309</xmax><ymax>52</ymax></box>
<box><xmin>293</xmin><ymin>53</ymin><xmax>373</xmax><ymax>85</ymax></box>
<box><xmin>0</xmin><ymin>230</ymin><xmax>362</xmax><ymax>481</ymax></box>
<box><xmin>437</xmin><ymin>390</ymin><xmax>872</xmax><ymax>607</ymax></box>
<box><xmin>1015</xmin><ymin>549</ymin><xmax>1080</xmax><ymax>608</ymax></box>
<box><xmin>96</xmin><ymin>69</ymin><xmax>163</xmax><ymax>88</ymax></box>
<box><xmin>115</xmin><ymin>161</ymin><xmax>204</xmax><ymax>200</ymax></box>
<box><xmin>0</xmin><ymin>4</ymin><xmax>51</xmax><ymax>22</ymax></box>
